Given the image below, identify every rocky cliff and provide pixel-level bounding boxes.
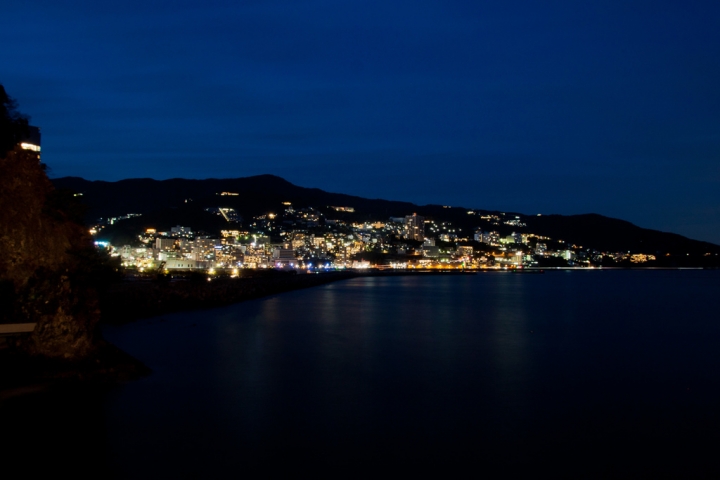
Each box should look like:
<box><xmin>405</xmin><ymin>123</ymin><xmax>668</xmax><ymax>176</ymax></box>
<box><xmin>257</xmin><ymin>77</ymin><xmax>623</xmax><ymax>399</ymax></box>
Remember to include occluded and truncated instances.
<box><xmin>0</xmin><ymin>145</ymin><xmax>101</xmax><ymax>359</ymax></box>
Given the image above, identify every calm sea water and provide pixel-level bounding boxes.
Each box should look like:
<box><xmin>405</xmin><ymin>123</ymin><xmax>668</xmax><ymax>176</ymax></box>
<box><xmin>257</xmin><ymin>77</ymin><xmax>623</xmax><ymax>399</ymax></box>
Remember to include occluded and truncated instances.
<box><xmin>4</xmin><ymin>271</ymin><xmax>720</xmax><ymax>477</ymax></box>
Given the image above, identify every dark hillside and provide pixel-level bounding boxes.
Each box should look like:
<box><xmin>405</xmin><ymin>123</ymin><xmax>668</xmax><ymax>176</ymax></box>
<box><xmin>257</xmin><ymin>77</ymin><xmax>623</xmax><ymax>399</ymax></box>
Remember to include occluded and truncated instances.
<box><xmin>523</xmin><ymin>214</ymin><xmax>720</xmax><ymax>255</ymax></box>
<box><xmin>52</xmin><ymin>176</ymin><xmax>720</xmax><ymax>255</ymax></box>
<box><xmin>52</xmin><ymin>175</ymin><xmax>418</xmax><ymax>222</ymax></box>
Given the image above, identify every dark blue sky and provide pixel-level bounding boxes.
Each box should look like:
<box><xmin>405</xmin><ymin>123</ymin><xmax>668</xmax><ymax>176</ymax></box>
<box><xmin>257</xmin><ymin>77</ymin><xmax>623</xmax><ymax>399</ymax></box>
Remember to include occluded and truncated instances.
<box><xmin>3</xmin><ymin>0</ymin><xmax>720</xmax><ymax>243</ymax></box>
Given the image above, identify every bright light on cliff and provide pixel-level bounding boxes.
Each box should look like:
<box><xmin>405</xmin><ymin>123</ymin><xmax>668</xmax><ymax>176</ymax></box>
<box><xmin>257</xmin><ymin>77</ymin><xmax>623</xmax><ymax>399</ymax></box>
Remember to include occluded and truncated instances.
<box><xmin>20</xmin><ymin>142</ymin><xmax>40</xmax><ymax>152</ymax></box>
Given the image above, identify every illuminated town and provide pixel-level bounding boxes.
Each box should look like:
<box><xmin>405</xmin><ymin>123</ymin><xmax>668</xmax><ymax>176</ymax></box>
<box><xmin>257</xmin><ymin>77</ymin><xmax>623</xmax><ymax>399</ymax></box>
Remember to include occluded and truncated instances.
<box><xmin>92</xmin><ymin>198</ymin><xmax>665</xmax><ymax>274</ymax></box>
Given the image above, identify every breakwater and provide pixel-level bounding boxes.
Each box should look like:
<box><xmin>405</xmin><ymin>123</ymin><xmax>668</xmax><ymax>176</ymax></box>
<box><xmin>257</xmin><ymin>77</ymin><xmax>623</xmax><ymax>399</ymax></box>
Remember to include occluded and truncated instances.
<box><xmin>100</xmin><ymin>271</ymin><xmax>357</xmax><ymax>324</ymax></box>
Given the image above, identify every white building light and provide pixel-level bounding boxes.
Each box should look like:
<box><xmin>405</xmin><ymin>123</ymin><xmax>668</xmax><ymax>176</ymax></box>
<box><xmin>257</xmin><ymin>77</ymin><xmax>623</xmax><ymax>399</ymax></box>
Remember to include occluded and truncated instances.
<box><xmin>20</xmin><ymin>143</ymin><xmax>41</xmax><ymax>152</ymax></box>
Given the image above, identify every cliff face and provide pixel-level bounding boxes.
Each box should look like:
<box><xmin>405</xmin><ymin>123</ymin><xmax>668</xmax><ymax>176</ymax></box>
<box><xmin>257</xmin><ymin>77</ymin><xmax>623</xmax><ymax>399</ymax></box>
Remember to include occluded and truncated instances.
<box><xmin>0</xmin><ymin>146</ymin><xmax>99</xmax><ymax>359</ymax></box>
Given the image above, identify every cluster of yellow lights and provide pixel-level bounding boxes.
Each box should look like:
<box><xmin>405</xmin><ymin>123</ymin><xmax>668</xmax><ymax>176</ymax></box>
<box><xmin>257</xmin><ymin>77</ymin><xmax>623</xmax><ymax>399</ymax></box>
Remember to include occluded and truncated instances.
<box><xmin>630</xmin><ymin>254</ymin><xmax>657</xmax><ymax>263</ymax></box>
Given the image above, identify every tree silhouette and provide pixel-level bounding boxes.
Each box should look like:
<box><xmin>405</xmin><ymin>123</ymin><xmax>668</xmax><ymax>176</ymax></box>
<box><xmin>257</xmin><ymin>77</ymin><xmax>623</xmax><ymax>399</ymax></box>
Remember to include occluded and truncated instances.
<box><xmin>0</xmin><ymin>84</ymin><xmax>30</xmax><ymax>158</ymax></box>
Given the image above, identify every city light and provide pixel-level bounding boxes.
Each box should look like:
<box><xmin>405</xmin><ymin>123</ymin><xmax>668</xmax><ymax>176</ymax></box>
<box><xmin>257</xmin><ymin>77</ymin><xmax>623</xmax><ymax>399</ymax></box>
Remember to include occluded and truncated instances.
<box><xmin>89</xmin><ymin>197</ymin><xmax>683</xmax><ymax>273</ymax></box>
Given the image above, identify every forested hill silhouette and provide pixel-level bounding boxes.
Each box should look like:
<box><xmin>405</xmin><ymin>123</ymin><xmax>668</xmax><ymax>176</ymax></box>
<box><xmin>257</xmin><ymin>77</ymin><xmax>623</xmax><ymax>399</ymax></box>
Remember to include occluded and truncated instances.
<box><xmin>52</xmin><ymin>175</ymin><xmax>720</xmax><ymax>256</ymax></box>
<box><xmin>53</xmin><ymin>174</ymin><xmax>417</xmax><ymax>221</ymax></box>
<box><xmin>521</xmin><ymin>213</ymin><xmax>720</xmax><ymax>257</ymax></box>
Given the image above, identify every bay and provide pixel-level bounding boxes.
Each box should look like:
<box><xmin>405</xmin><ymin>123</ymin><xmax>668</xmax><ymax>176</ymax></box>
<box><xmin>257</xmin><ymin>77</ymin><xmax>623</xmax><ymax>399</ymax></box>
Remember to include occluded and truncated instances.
<box><xmin>5</xmin><ymin>271</ymin><xmax>720</xmax><ymax>477</ymax></box>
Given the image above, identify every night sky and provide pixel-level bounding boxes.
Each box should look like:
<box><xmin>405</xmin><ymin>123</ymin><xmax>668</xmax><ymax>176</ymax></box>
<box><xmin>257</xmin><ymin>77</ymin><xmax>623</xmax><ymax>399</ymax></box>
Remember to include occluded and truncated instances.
<box><xmin>3</xmin><ymin>1</ymin><xmax>719</xmax><ymax>243</ymax></box>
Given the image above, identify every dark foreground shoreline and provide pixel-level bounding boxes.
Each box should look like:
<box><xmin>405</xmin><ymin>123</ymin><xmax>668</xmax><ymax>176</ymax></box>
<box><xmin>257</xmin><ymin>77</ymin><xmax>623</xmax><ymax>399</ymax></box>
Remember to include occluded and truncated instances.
<box><xmin>0</xmin><ymin>340</ymin><xmax>151</xmax><ymax>394</ymax></box>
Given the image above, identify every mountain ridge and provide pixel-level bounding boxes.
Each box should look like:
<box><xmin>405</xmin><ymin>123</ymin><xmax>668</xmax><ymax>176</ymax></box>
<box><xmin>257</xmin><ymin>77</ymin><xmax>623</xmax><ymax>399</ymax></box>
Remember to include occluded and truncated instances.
<box><xmin>51</xmin><ymin>175</ymin><xmax>720</xmax><ymax>256</ymax></box>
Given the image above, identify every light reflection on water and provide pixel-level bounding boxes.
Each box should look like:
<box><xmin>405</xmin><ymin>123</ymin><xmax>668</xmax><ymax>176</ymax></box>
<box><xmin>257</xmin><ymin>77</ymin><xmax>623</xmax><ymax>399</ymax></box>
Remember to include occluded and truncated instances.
<box><xmin>5</xmin><ymin>271</ymin><xmax>720</xmax><ymax>477</ymax></box>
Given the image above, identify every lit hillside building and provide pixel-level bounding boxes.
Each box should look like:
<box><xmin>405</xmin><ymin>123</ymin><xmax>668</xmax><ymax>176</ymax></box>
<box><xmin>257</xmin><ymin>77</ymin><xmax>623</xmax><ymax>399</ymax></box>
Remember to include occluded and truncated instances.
<box><xmin>20</xmin><ymin>126</ymin><xmax>41</xmax><ymax>160</ymax></box>
<box><xmin>404</xmin><ymin>213</ymin><xmax>424</xmax><ymax>242</ymax></box>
